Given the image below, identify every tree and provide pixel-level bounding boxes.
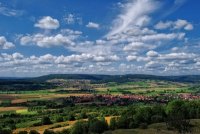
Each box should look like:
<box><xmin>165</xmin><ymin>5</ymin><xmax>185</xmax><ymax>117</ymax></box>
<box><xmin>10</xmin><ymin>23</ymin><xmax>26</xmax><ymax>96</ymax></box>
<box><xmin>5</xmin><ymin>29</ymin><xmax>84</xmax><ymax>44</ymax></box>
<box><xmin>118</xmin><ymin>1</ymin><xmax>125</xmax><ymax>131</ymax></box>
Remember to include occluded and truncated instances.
<box><xmin>134</xmin><ymin>106</ymin><xmax>152</xmax><ymax>124</ymax></box>
<box><xmin>166</xmin><ymin>100</ymin><xmax>191</xmax><ymax>133</ymax></box>
<box><xmin>110</xmin><ymin>117</ymin><xmax>117</xmax><ymax>130</ymax></box>
<box><xmin>42</xmin><ymin>117</ymin><xmax>52</xmax><ymax>125</ymax></box>
<box><xmin>89</xmin><ymin>118</ymin><xmax>108</xmax><ymax>134</ymax></box>
<box><xmin>70</xmin><ymin>121</ymin><xmax>88</xmax><ymax>134</ymax></box>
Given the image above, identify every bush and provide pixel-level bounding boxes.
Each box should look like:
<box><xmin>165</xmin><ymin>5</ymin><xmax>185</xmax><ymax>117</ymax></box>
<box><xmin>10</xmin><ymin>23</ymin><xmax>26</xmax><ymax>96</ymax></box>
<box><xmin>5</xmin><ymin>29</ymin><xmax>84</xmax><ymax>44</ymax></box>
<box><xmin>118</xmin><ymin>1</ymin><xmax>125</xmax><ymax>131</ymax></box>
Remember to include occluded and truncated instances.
<box><xmin>56</xmin><ymin>116</ymin><xmax>64</xmax><ymax>122</ymax></box>
<box><xmin>70</xmin><ymin>121</ymin><xmax>88</xmax><ymax>134</ymax></box>
<box><xmin>18</xmin><ymin>131</ymin><xmax>28</xmax><ymax>134</ymax></box>
<box><xmin>151</xmin><ymin>115</ymin><xmax>163</xmax><ymax>123</ymax></box>
<box><xmin>89</xmin><ymin>118</ymin><xmax>108</xmax><ymax>134</ymax></box>
<box><xmin>29</xmin><ymin>130</ymin><xmax>40</xmax><ymax>134</ymax></box>
<box><xmin>139</xmin><ymin>123</ymin><xmax>148</xmax><ymax>129</ymax></box>
<box><xmin>32</xmin><ymin>122</ymin><xmax>42</xmax><ymax>126</ymax></box>
<box><xmin>79</xmin><ymin>112</ymin><xmax>87</xmax><ymax>119</ymax></box>
<box><xmin>0</xmin><ymin>128</ymin><xmax>12</xmax><ymax>134</ymax></box>
<box><xmin>110</xmin><ymin>117</ymin><xmax>117</xmax><ymax>130</ymax></box>
<box><xmin>42</xmin><ymin>117</ymin><xmax>52</xmax><ymax>125</ymax></box>
<box><xmin>67</xmin><ymin>114</ymin><xmax>75</xmax><ymax>121</ymax></box>
<box><xmin>43</xmin><ymin>129</ymin><xmax>55</xmax><ymax>134</ymax></box>
<box><xmin>59</xmin><ymin>129</ymin><xmax>70</xmax><ymax>134</ymax></box>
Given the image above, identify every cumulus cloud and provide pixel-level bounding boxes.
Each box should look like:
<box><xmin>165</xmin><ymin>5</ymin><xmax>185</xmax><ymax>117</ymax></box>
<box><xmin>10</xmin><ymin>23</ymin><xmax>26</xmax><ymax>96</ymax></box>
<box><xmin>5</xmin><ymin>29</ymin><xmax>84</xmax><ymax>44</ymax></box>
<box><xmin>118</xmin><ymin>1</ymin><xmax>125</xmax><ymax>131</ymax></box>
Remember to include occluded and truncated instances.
<box><xmin>126</xmin><ymin>55</ymin><xmax>137</xmax><ymax>61</ymax></box>
<box><xmin>0</xmin><ymin>36</ymin><xmax>15</xmax><ymax>49</ymax></box>
<box><xmin>0</xmin><ymin>52</ymin><xmax>120</xmax><ymax>73</ymax></box>
<box><xmin>34</xmin><ymin>16</ymin><xmax>60</xmax><ymax>30</ymax></box>
<box><xmin>20</xmin><ymin>29</ymin><xmax>82</xmax><ymax>48</ymax></box>
<box><xmin>21</xmin><ymin>34</ymin><xmax>76</xmax><ymax>47</ymax></box>
<box><xmin>146</xmin><ymin>50</ymin><xmax>159</xmax><ymax>57</ymax></box>
<box><xmin>155</xmin><ymin>19</ymin><xmax>194</xmax><ymax>31</ymax></box>
<box><xmin>86</xmin><ymin>22</ymin><xmax>100</xmax><ymax>29</ymax></box>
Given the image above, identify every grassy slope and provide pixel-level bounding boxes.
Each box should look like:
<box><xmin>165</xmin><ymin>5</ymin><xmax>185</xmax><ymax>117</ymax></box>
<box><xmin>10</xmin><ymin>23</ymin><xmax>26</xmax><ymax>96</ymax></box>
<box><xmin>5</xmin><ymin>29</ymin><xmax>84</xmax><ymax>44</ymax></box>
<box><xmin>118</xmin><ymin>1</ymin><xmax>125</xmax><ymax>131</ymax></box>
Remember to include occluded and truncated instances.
<box><xmin>104</xmin><ymin>119</ymin><xmax>200</xmax><ymax>134</ymax></box>
<box><xmin>13</xmin><ymin>118</ymin><xmax>200</xmax><ymax>134</ymax></box>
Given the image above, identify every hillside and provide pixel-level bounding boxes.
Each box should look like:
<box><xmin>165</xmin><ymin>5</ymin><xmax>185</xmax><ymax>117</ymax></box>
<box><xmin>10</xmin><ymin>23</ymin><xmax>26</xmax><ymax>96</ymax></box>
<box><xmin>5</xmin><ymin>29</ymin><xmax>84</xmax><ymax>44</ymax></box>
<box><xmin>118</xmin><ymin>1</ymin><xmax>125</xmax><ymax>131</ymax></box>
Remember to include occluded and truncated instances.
<box><xmin>33</xmin><ymin>74</ymin><xmax>200</xmax><ymax>83</ymax></box>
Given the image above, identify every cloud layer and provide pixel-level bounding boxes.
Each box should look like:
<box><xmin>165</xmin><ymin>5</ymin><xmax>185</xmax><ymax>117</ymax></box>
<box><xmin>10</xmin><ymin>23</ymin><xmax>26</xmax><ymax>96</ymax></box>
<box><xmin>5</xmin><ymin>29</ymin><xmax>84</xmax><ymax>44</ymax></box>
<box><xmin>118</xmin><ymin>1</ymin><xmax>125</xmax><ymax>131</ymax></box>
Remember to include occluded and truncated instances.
<box><xmin>0</xmin><ymin>0</ymin><xmax>199</xmax><ymax>76</ymax></box>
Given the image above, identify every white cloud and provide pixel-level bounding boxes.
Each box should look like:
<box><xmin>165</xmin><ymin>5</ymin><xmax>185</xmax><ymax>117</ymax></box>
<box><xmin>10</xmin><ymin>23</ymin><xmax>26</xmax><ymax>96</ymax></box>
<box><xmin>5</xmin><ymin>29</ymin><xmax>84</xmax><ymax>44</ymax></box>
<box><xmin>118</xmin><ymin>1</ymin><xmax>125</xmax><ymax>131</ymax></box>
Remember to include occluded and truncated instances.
<box><xmin>0</xmin><ymin>36</ymin><xmax>15</xmax><ymax>49</ymax></box>
<box><xmin>0</xmin><ymin>52</ymin><xmax>120</xmax><ymax>72</ymax></box>
<box><xmin>155</xmin><ymin>19</ymin><xmax>193</xmax><ymax>31</ymax></box>
<box><xmin>21</xmin><ymin>34</ymin><xmax>76</xmax><ymax>47</ymax></box>
<box><xmin>154</xmin><ymin>21</ymin><xmax>173</xmax><ymax>30</ymax></box>
<box><xmin>126</xmin><ymin>55</ymin><xmax>137</xmax><ymax>61</ymax></box>
<box><xmin>0</xmin><ymin>3</ymin><xmax>24</xmax><ymax>17</ymax></box>
<box><xmin>146</xmin><ymin>50</ymin><xmax>159</xmax><ymax>57</ymax></box>
<box><xmin>174</xmin><ymin>19</ymin><xmax>193</xmax><ymax>30</ymax></box>
<box><xmin>158</xmin><ymin>52</ymin><xmax>196</xmax><ymax>61</ymax></box>
<box><xmin>64</xmin><ymin>14</ymin><xmax>75</xmax><ymax>24</ymax></box>
<box><xmin>123</xmin><ymin>42</ymin><xmax>155</xmax><ymax>52</ymax></box>
<box><xmin>20</xmin><ymin>29</ymin><xmax>82</xmax><ymax>48</ymax></box>
<box><xmin>64</xmin><ymin>14</ymin><xmax>82</xmax><ymax>25</ymax></box>
<box><xmin>145</xmin><ymin>61</ymin><xmax>164</xmax><ymax>69</ymax></box>
<box><xmin>34</xmin><ymin>16</ymin><xmax>60</xmax><ymax>30</ymax></box>
<box><xmin>12</xmin><ymin>53</ymin><xmax>24</xmax><ymax>59</ymax></box>
<box><xmin>141</xmin><ymin>33</ymin><xmax>185</xmax><ymax>42</ymax></box>
<box><xmin>86</xmin><ymin>22</ymin><xmax>100</xmax><ymax>29</ymax></box>
<box><xmin>107</xmin><ymin>0</ymin><xmax>160</xmax><ymax>37</ymax></box>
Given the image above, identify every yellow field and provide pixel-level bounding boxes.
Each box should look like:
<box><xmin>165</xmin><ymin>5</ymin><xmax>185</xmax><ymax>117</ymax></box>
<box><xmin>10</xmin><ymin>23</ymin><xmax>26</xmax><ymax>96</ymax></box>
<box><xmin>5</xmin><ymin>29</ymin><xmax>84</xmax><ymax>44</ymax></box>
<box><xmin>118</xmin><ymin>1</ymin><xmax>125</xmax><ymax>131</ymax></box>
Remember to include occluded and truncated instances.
<box><xmin>0</xmin><ymin>93</ymin><xmax>92</xmax><ymax>102</ymax></box>
<box><xmin>12</xmin><ymin>99</ymin><xmax>27</xmax><ymax>104</ymax></box>
<box><xmin>0</xmin><ymin>107</ymin><xmax>27</xmax><ymax>112</ymax></box>
<box><xmin>13</xmin><ymin>116</ymin><xmax>114</xmax><ymax>134</ymax></box>
<box><xmin>16</xmin><ymin>109</ymin><xmax>28</xmax><ymax>114</ymax></box>
<box><xmin>13</xmin><ymin>120</ymin><xmax>77</xmax><ymax>134</ymax></box>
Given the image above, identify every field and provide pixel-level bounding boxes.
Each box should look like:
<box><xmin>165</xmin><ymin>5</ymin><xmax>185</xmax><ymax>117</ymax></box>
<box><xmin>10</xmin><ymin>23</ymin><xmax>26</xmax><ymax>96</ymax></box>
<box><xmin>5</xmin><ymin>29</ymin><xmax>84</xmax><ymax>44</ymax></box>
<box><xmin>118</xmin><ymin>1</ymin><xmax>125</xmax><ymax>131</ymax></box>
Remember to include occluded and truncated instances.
<box><xmin>0</xmin><ymin>75</ymin><xmax>200</xmax><ymax>134</ymax></box>
<box><xmin>0</xmin><ymin>107</ymin><xmax>27</xmax><ymax>112</ymax></box>
<box><xmin>13</xmin><ymin>116</ymin><xmax>113</xmax><ymax>134</ymax></box>
<box><xmin>13</xmin><ymin>120</ymin><xmax>76</xmax><ymax>134</ymax></box>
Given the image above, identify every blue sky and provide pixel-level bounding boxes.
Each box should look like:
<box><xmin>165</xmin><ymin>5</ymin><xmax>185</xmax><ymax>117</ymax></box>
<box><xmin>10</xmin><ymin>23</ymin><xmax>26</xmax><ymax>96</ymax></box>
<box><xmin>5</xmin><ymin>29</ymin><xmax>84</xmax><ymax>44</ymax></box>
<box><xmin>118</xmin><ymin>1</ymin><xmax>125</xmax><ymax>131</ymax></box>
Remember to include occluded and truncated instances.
<box><xmin>0</xmin><ymin>0</ymin><xmax>200</xmax><ymax>77</ymax></box>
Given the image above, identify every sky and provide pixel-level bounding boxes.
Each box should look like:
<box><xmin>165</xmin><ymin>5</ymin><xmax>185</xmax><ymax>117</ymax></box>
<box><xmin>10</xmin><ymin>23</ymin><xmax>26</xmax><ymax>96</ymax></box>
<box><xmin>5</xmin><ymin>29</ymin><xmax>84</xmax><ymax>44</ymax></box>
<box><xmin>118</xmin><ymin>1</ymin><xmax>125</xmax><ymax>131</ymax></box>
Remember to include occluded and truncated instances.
<box><xmin>0</xmin><ymin>0</ymin><xmax>200</xmax><ymax>77</ymax></box>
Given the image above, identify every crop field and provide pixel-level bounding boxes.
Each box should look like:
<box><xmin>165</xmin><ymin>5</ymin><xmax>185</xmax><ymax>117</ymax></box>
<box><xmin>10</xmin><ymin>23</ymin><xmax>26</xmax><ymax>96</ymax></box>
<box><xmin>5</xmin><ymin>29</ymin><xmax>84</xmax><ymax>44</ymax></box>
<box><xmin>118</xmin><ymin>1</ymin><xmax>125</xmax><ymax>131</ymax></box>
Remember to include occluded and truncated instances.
<box><xmin>0</xmin><ymin>107</ymin><xmax>27</xmax><ymax>112</ymax></box>
<box><xmin>0</xmin><ymin>93</ymin><xmax>92</xmax><ymax>104</ymax></box>
<box><xmin>95</xmin><ymin>81</ymin><xmax>190</xmax><ymax>95</ymax></box>
<box><xmin>13</xmin><ymin>116</ymin><xmax>114</xmax><ymax>134</ymax></box>
<box><xmin>13</xmin><ymin>120</ymin><xmax>76</xmax><ymax>134</ymax></box>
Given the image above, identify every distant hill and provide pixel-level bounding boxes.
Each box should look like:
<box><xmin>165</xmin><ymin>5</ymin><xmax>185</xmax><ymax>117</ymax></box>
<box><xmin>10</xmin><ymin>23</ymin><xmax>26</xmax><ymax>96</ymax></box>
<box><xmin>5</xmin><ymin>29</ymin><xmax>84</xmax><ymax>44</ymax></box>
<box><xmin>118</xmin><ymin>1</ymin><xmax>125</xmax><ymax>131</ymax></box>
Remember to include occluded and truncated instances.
<box><xmin>30</xmin><ymin>74</ymin><xmax>200</xmax><ymax>83</ymax></box>
<box><xmin>1</xmin><ymin>74</ymin><xmax>200</xmax><ymax>91</ymax></box>
<box><xmin>1</xmin><ymin>74</ymin><xmax>200</xmax><ymax>83</ymax></box>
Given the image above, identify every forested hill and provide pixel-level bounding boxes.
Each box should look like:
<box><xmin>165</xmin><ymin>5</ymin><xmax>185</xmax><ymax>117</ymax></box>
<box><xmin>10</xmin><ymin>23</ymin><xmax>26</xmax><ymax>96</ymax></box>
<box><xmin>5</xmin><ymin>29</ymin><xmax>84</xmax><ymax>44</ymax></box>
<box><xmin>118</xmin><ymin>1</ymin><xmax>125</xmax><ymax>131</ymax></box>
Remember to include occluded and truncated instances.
<box><xmin>31</xmin><ymin>74</ymin><xmax>200</xmax><ymax>83</ymax></box>
<box><xmin>1</xmin><ymin>74</ymin><xmax>200</xmax><ymax>83</ymax></box>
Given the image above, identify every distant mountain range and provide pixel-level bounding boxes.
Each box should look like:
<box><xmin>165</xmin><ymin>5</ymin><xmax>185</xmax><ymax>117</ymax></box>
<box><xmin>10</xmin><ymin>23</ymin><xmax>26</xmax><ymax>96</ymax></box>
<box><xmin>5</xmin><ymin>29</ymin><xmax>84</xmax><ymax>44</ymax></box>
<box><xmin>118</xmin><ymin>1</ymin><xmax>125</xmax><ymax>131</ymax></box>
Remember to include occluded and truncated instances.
<box><xmin>1</xmin><ymin>74</ymin><xmax>200</xmax><ymax>83</ymax></box>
